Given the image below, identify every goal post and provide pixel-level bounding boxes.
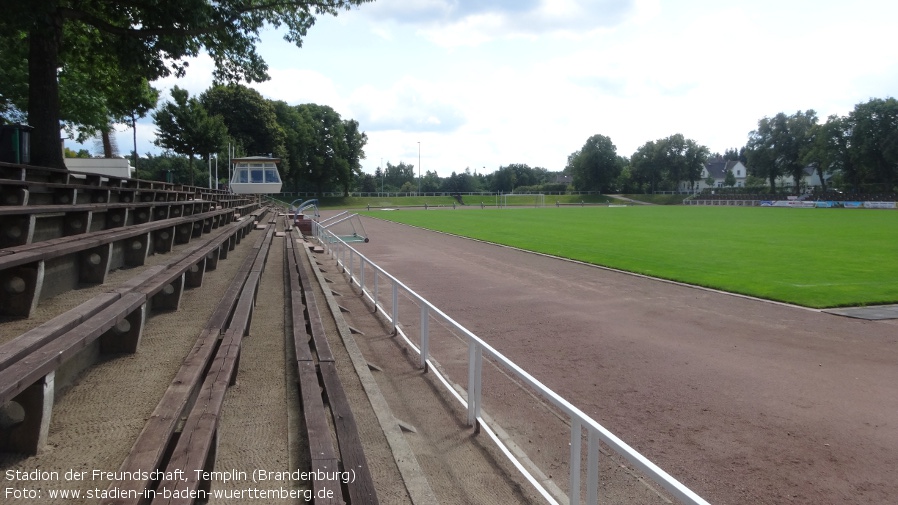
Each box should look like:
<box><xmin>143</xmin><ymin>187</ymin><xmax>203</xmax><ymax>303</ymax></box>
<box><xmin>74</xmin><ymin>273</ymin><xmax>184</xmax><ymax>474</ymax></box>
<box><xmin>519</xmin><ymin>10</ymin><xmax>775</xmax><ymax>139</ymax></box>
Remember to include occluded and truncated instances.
<box><xmin>500</xmin><ymin>193</ymin><xmax>546</xmax><ymax>208</ymax></box>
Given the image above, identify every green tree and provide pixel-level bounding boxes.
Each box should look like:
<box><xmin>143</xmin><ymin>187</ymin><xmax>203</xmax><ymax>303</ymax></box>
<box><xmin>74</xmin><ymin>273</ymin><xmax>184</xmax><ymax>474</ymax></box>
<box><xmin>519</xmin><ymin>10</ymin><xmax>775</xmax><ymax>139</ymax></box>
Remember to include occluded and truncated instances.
<box><xmin>846</xmin><ymin>97</ymin><xmax>898</xmax><ymax>191</ymax></box>
<box><xmin>422</xmin><ymin>170</ymin><xmax>442</xmax><ymax>193</ymax></box>
<box><xmin>723</xmin><ymin>147</ymin><xmax>747</xmax><ymax>163</ymax></box>
<box><xmin>0</xmin><ymin>23</ymin><xmax>159</xmax><ymax>158</ymax></box>
<box><xmin>682</xmin><ymin>139</ymin><xmax>711</xmax><ymax>191</ymax></box>
<box><xmin>63</xmin><ymin>147</ymin><xmax>90</xmax><ymax>158</ymax></box>
<box><xmin>803</xmin><ymin>114</ymin><xmax>850</xmax><ymax>193</ymax></box>
<box><xmin>567</xmin><ymin>134</ymin><xmax>621</xmax><ymax>193</ymax></box>
<box><xmin>340</xmin><ymin>119</ymin><xmax>368</xmax><ymax>196</ymax></box>
<box><xmin>358</xmin><ymin>173</ymin><xmax>377</xmax><ymax>193</ymax></box>
<box><xmin>629</xmin><ymin>135</ymin><xmax>708</xmax><ymax>192</ymax></box>
<box><xmin>491</xmin><ymin>165</ymin><xmax>518</xmax><ymax>192</ymax></box>
<box><xmin>135</xmin><ymin>152</ymin><xmax>191</xmax><ymax>183</ymax></box>
<box><xmin>783</xmin><ymin>110</ymin><xmax>818</xmax><ymax>191</ymax></box>
<box><xmin>744</xmin><ymin>175</ymin><xmax>767</xmax><ymax>190</ymax></box>
<box><xmin>724</xmin><ymin>168</ymin><xmax>736</xmax><ymax>187</ymax></box>
<box><xmin>116</xmin><ymin>78</ymin><xmax>160</xmax><ymax>169</ymax></box>
<box><xmin>271</xmin><ymin>100</ymin><xmax>309</xmax><ymax>191</ymax></box>
<box><xmin>746</xmin><ymin>111</ymin><xmax>818</xmax><ymax>194</ymax></box>
<box><xmin>746</xmin><ymin>115</ymin><xmax>785</xmax><ymax>192</ymax></box>
<box><xmin>153</xmin><ymin>87</ymin><xmax>227</xmax><ymax>186</ymax></box>
<box><xmin>1</xmin><ymin>0</ymin><xmax>370</xmax><ymax>169</ymax></box>
<box><xmin>201</xmin><ymin>84</ymin><xmax>286</xmax><ymax>159</ymax></box>
<box><xmin>383</xmin><ymin>161</ymin><xmax>416</xmax><ymax>191</ymax></box>
<box><xmin>630</xmin><ymin>140</ymin><xmax>661</xmax><ymax>193</ymax></box>
<box><xmin>294</xmin><ymin>103</ymin><xmax>352</xmax><ymax>196</ymax></box>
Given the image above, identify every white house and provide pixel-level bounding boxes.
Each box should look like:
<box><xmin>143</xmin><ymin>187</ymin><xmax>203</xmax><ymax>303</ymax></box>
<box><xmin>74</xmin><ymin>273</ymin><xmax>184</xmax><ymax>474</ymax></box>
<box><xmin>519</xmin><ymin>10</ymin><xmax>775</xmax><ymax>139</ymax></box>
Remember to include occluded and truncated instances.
<box><xmin>679</xmin><ymin>160</ymin><xmax>748</xmax><ymax>192</ymax></box>
<box><xmin>774</xmin><ymin>166</ymin><xmax>826</xmax><ymax>190</ymax></box>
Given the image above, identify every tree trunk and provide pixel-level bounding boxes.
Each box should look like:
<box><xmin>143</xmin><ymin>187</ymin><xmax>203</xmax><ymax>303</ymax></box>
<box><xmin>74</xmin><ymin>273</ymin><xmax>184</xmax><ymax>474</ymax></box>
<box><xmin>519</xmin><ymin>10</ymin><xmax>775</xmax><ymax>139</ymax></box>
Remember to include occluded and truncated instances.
<box><xmin>188</xmin><ymin>153</ymin><xmax>195</xmax><ymax>186</ymax></box>
<box><xmin>101</xmin><ymin>129</ymin><xmax>114</xmax><ymax>158</ymax></box>
<box><xmin>131</xmin><ymin>112</ymin><xmax>138</xmax><ymax>170</ymax></box>
<box><xmin>28</xmin><ymin>15</ymin><xmax>65</xmax><ymax>169</ymax></box>
<box><xmin>816</xmin><ymin>166</ymin><xmax>827</xmax><ymax>193</ymax></box>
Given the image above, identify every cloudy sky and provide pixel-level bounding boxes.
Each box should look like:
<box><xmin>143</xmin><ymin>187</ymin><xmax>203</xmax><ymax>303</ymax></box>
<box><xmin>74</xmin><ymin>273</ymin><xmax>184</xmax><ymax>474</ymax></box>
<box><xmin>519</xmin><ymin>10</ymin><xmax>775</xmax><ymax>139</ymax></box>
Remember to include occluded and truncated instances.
<box><xmin>86</xmin><ymin>0</ymin><xmax>897</xmax><ymax>177</ymax></box>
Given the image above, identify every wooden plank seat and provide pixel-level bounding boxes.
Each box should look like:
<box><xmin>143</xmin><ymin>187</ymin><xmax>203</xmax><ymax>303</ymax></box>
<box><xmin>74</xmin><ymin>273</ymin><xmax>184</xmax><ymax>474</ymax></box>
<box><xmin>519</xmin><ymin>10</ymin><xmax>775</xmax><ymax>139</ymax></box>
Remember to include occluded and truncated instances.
<box><xmin>285</xmin><ymin>235</ymin><xmax>345</xmax><ymax>504</ymax></box>
<box><xmin>289</xmin><ymin>230</ymin><xmax>379</xmax><ymax>504</ymax></box>
<box><xmin>0</xmin><ymin>162</ymin><xmax>71</xmax><ymax>185</ymax></box>
<box><xmin>0</xmin><ymin>292</ymin><xmax>148</xmax><ymax>454</ymax></box>
<box><xmin>0</xmin><ymin>161</ymin><xmax>233</xmax><ymax>198</ymax></box>
<box><xmin>0</xmin><ymin>200</ymin><xmax>216</xmax><ymax>249</ymax></box>
<box><xmin>0</xmin><ymin>162</ymin><xmax>266</xmax><ymax>217</ymax></box>
<box><xmin>135</xmin><ymin>215</ymin><xmax>263</xmax><ymax>312</ymax></box>
<box><xmin>0</xmin><ymin>265</ymin><xmax>167</xmax><ymax>374</ymax></box>
<box><xmin>0</xmin><ymin>207</ymin><xmax>238</xmax><ymax>318</ymax></box>
<box><xmin>216</xmin><ymin>195</ymin><xmax>262</xmax><ymax>214</ymax></box>
<box><xmin>0</xmin><ymin>218</ymin><xmax>265</xmax><ymax>456</ymax></box>
<box><xmin>0</xmin><ymin>161</ymin><xmax>196</xmax><ymax>194</ymax></box>
<box><xmin>292</xmin><ymin>233</ymin><xmax>335</xmax><ymax>363</ymax></box>
<box><xmin>151</xmin><ymin>227</ymin><xmax>273</xmax><ymax>504</ymax></box>
<box><xmin>0</xmin><ymin>177</ymin><xmax>198</xmax><ymax>207</ymax></box>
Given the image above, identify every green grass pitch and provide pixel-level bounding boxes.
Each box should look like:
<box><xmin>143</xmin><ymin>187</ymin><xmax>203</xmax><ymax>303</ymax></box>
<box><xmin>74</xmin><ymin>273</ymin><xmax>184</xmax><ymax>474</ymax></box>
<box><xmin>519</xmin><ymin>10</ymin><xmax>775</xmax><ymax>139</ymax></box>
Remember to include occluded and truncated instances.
<box><xmin>360</xmin><ymin>206</ymin><xmax>898</xmax><ymax>308</ymax></box>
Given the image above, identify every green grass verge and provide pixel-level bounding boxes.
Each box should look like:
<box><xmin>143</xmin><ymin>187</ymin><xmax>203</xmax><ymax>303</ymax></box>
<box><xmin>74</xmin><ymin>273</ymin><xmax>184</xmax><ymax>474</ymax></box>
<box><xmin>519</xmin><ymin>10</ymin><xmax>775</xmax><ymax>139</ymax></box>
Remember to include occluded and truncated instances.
<box><xmin>620</xmin><ymin>194</ymin><xmax>690</xmax><ymax>205</ymax></box>
<box><xmin>359</xmin><ymin>206</ymin><xmax>898</xmax><ymax>308</ymax></box>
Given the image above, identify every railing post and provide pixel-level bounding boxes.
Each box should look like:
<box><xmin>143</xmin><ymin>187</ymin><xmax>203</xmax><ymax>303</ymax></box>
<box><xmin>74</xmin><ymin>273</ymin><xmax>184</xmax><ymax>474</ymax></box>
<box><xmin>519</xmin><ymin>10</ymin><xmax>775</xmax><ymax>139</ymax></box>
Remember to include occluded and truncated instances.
<box><xmin>391</xmin><ymin>280</ymin><xmax>398</xmax><ymax>335</ymax></box>
<box><xmin>570</xmin><ymin>418</ymin><xmax>581</xmax><ymax>505</ymax></box>
<box><xmin>373</xmin><ymin>269</ymin><xmax>378</xmax><ymax>313</ymax></box>
<box><xmin>420</xmin><ymin>304</ymin><xmax>429</xmax><ymax>370</ymax></box>
<box><xmin>360</xmin><ymin>257</ymin><xmax>366</xmax><ymax>294</ymax></box>
<box><xmin>467</xmin><ymin>341</ymin><xmax>483</xmax><ymax>427</ymax></box>
<box><xmin>587</xmin><ymin>429</ymin><xmax>599</xmax><ymax>504</ymax></box>
<box><xmin>348</xmin><ymin>249</ymin><xmax>354</xmax><ymax>283</ymax></box>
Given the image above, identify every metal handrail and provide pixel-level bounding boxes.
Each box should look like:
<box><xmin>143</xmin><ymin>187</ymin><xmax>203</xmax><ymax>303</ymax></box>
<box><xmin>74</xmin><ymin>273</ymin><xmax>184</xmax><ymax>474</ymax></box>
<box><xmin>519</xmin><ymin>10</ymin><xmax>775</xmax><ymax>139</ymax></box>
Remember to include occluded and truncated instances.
<box><xmin>313</xmin><ymin>222</ymin><xmax>711</xmax><ymax>505</ymax></box>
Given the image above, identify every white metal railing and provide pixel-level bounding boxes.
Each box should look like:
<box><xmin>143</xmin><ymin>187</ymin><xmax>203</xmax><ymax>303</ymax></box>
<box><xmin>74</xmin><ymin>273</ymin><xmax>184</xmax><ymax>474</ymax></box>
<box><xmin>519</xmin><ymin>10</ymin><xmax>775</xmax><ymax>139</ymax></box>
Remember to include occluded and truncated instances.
<box><xmin>313</xmin><ymin>222</ymin><xmax>711</xmax><ymax>505</ymax></box>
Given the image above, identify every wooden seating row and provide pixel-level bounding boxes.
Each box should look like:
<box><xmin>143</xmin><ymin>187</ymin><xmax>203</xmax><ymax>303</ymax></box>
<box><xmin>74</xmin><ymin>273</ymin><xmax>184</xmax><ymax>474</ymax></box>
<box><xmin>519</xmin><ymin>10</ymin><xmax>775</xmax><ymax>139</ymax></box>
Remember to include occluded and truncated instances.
<box><xmin>287</xmin><ymin>228</ymin><xmax>379</xmax><ymax>504</ymax></box>
<box><xmin>0</xmin><ymin>207</ymin><xmax>269</xmax><ymax>455</ymax></box>
<box><xmin>0</xmin><ymin>200</ymin><xmax>213</xmax><ymax>249</ymax></box>
<box><xmin>0</xmin><ymin>161</ymin><xmax>253</xmax><ymax>210</ymax></box>
<box><xmin>0</xmin><ymin>199</ymin><xmax>261</xmax><ymax>249</ymax></box>
<box><xmin>0</xmin><ymin>202</ymin><xmax>263</xmax><ymax>318</ymax></box>
<box><xmin>0</xmin><ymin>161</ymin><xmax>230</xmax><ymax>197</ymax></box>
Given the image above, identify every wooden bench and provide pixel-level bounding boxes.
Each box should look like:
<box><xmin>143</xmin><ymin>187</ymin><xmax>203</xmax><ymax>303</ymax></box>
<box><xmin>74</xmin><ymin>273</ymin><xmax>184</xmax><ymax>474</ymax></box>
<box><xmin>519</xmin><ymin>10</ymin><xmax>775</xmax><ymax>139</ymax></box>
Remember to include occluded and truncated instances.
<box><xmin>287</xmin><ymin>231</ymin><xmax>379</xmax><ymax>504</ymax></box>
<box><xmin>0</xmin><ymin>206</ymin><xmax>245</xmax><ymax>317</ymax></box>
<box><xmin>0</xmin><ymin>212</ymin><xmax>267</xmax><ymax>455</ymax></box>
<box><xmin>0</xmin><ymin>200</ymin><xmax>221</xmax><ymax>249</ymax></box>
<box><xmin>0</xmin><ymin>161</ymin><xmax>257</xmax><ymax>210</ymax></box>
<box><xmin>0</xmin><ymin>291</ymin><xmax>149</xmax><ymax>453</ymax></box>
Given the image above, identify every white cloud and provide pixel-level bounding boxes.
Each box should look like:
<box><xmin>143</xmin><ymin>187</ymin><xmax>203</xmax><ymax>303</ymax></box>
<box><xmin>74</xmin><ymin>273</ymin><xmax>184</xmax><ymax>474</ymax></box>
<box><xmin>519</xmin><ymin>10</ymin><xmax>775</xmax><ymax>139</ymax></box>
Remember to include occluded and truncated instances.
<box><xmin>363</xmin><ymin>0</ymin><xmax>637</xmax><ymax>47</ymax></box>
<box><xmin>349</xmin><ymin>77</ymin><xmax>466</xmax><ymax>133</ymax></box>
<box><xmin>248</xmin><ymin>68</ymin><xmax>346</xmax><ymax>110</ymax></box>
<box><xmin>152</xmin><ymin>54</ymin><xmax>218</xmax><ymax>99</ymax></box>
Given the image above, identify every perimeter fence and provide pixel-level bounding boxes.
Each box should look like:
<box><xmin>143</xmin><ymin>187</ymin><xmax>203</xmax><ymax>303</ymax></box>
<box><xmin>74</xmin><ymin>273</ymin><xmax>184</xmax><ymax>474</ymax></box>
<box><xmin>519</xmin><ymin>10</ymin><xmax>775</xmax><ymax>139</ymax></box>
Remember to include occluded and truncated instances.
<box><xmin>313</xmin><ymin>221</ymin><xmax>712</xmax><ymax>505</ymax></box>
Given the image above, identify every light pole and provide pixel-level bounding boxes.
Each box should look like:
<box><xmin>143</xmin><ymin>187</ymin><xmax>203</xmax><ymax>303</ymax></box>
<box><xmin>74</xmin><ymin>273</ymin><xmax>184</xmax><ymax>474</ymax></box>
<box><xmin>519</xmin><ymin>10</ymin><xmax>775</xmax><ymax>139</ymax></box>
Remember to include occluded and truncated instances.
<box><xmin>380</xmin><ymin>157</ymin><xmax>384</xmax><ymax>195</ymax></box>
<box><xmin>417</xmin><ymin>141</ymin><xmax>421</xmax><ymax>195</ymax></box>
